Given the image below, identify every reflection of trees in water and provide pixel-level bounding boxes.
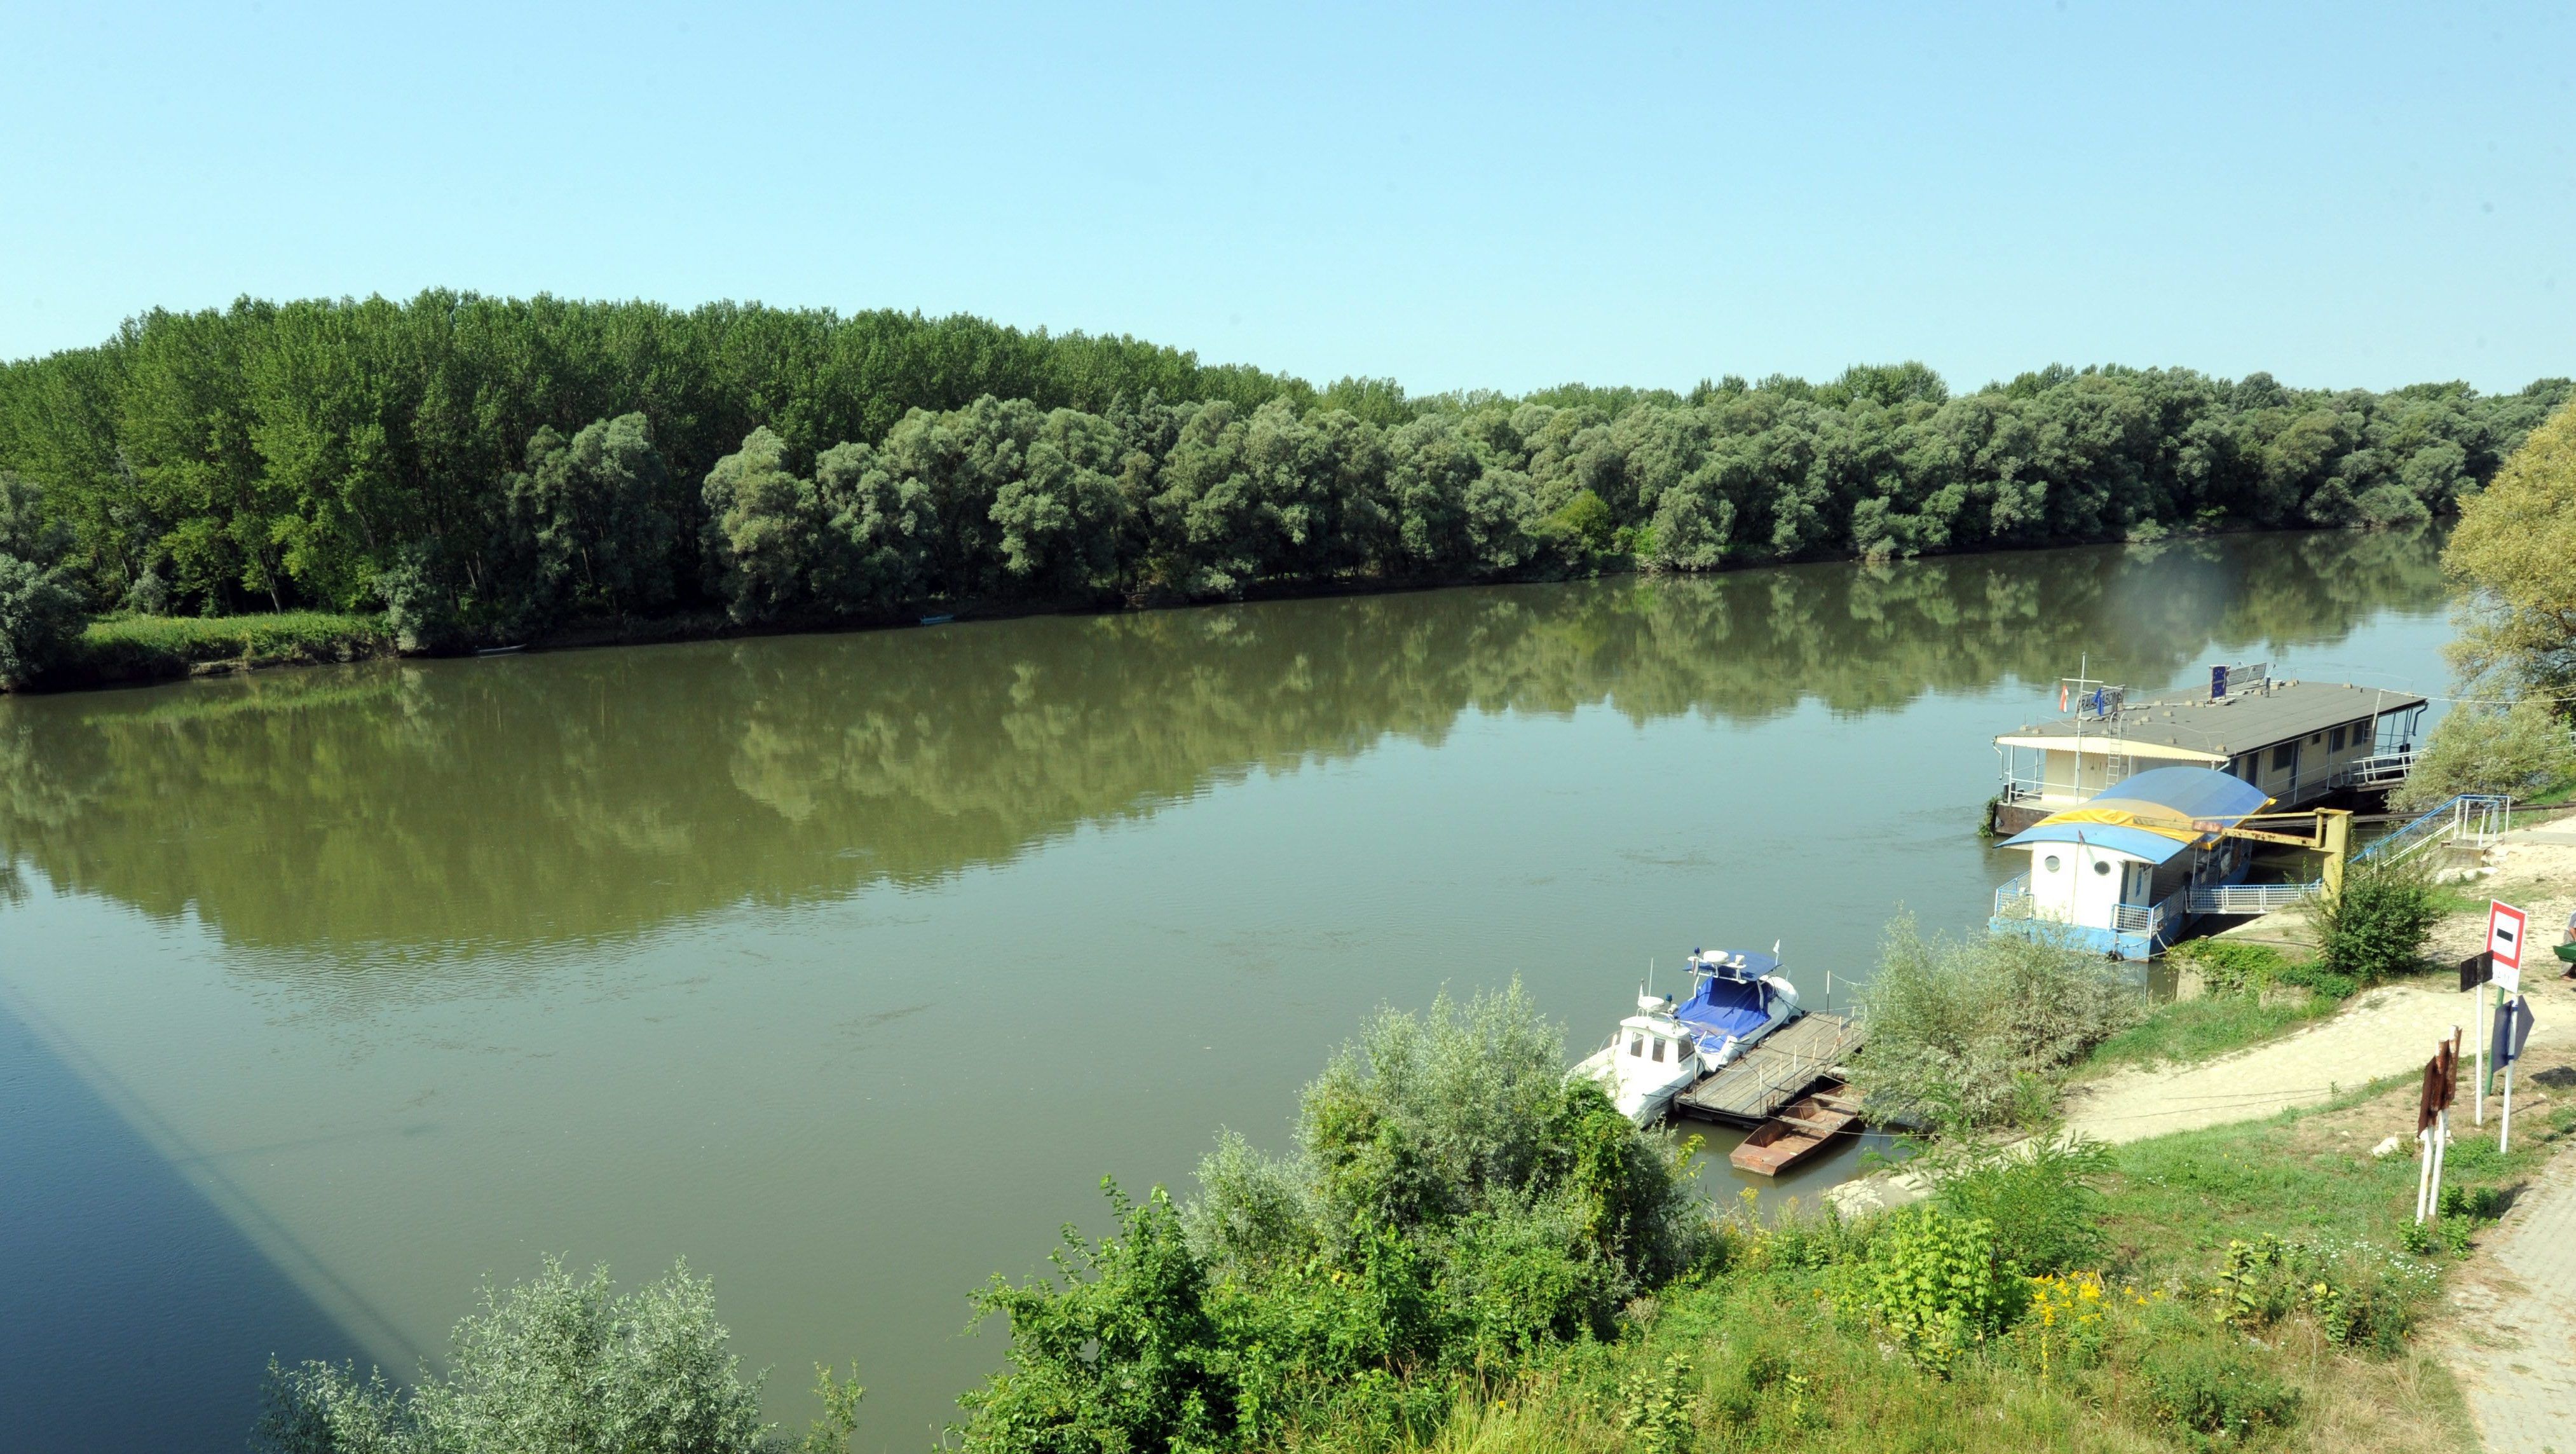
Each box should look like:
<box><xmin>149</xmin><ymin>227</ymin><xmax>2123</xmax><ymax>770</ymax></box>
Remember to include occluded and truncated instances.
<box><xmin>0</xmin><ymin>531</ymin><xmax>2443</xmax><ymax>964</ymax></box>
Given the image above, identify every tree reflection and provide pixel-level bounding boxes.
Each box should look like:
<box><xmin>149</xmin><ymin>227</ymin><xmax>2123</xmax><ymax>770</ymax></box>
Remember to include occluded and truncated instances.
<box><xmin>0</xmin><ymin>531</ymin><xmax>2443</xmax><ymax>966</ymax></box>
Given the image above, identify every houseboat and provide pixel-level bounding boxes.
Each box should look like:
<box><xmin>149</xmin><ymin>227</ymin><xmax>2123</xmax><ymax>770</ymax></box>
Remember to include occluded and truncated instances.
<box><xmin>1990</xmin><ymin>671</ymin><xmax>2424</xmax><ymax>836</ymax></box>
<box><xmin>1989</xmin><ymin>765</ymin><xmax>2272</xmax><ymax>960</ymax></box>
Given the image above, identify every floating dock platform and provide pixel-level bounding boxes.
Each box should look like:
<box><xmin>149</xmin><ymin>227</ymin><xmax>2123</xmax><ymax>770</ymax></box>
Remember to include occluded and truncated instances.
<box><xmin>1674</xmin><ymin>1012</ymin><xmax>1865</xmax><ymax>1126</ymax></box>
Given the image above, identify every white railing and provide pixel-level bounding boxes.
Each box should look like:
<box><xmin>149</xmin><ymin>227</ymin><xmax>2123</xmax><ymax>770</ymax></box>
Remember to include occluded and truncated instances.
<box><xmin>1993</xmin><ymin>874</ymin><xmax>2033</xmax><ymax>919</ymax></box>
<box><xmin>2330</xmin><ymin>748</ymin><xmax>2418</xmax><ymax>790</ymax></box>
<box><xmin>2188</xmin><ymin>882</ymin><xmax>2310</xmax><ymax>915</ymax></box>
<box><xmin>2184</xmin><ymin>793</ymin><xmax>2512</xmax><ymax>916</ymax></box>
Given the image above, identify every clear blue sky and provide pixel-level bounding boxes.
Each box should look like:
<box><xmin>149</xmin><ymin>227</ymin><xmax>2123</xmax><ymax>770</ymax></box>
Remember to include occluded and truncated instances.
<box><xmin>4</xmin><ymin>1</ymin><xmax>2570</xmax><ymax>395</ymax></box>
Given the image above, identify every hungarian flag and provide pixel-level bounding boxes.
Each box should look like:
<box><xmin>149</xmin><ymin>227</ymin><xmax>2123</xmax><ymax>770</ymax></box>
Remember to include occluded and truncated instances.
<box><xmin>2060</xmin><ymin>683</ymin><xmax>2070</xmax><ymax>712</ymax></box>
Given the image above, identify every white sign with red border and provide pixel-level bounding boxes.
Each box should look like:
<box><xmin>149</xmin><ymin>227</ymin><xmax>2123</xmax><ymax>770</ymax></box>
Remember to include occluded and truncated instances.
<box><xmin>2489</xmin><ymin>900</ymin><xmax>2528</xmax><ymax>992</ymax></box>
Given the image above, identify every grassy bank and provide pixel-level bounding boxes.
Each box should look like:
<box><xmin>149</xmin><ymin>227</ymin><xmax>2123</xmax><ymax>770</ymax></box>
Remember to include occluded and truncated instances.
<box><xmin>2081</xmin><ymin>991</ymin><xmax>2338</xmax><ymax>1073</ymax></box>
<box><xmin>1433</xmin><ymin>1076</ymin><xmax>2560</xmax><ymax>1454</ymax></box>
<box><xmin>57</xmin><ymin>610</ymin><xmax>395</xmax><ymax>683</ymax></box>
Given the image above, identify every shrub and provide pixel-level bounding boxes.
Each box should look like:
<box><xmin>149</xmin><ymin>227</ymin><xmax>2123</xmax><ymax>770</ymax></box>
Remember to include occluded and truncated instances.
<box><xmin>957</xmin><ymin>1184</ymin><xmax>1239</xmax><ymax>1454</ymax></box>
<box><xmin>1930</xmin><ymin>1135</ymin><xmax>2112</xmax><ymax>1277</ymax></box>
<box><xmin>1853</xmin><ymin>917</ymin><xmax>2144</xmax><ymax>1127</ymax></box>
<box><xmin>959</xmin><ymin>985</ymin><xmax>1713</xmax><ymax>1453</ymax></box>
<box><xmin>1613</xmin><ymin>1354</ymin><xmax>1694</xmax><ymax>1454</ymax></box>
<box><xmin>1838</xmin><ymin>1205</ymin><xmax>2021</xmax><ymax>1374</ymax></box>
<box><xmin>2308</xmin><ymin>853</ymin><xmax>2441</xmax><ymax>986</ymax></box>
<box><xmin>2137</xmin><ymin>1338</ymin><xmax>2299</xmax><ymax>1445</ymax></box>
<box><xmin>255</xmin><ymin>1258</ymin><xmax>772</xmax><ymax>1454</ymax></box>
<box><xmin>2165</xmin><ymin>939</ymin><xmax>2288</xmax><ymax>996</ymax></box>
<box><xmin>2200</xmin><ymin>1232</ymin><xmax>2427</xmax><ymax>1355</ymax></box>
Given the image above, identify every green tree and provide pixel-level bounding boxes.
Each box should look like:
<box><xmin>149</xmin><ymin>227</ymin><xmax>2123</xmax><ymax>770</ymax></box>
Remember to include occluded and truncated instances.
<box><xmin>0</xmin><ymin>472</ymin><xmax>88</xmax><ymax>687</ymax></box>
<box><xmin>2392</xmin><ymin>695</ymin><xmax>2576</xmax><ymax>807</ymax></box>
<box><xmin>501</xmin><ymin>413</ymin><xmax>678</xmax><ymax>624</ymax></box>
<box><xmin>2447</xmin><ymin>397</ymin><xmax>2576</xmax><ymax>704</ymax></box>
<box><xmin>701</xmin><ymin>427</ymin><xmax>835</xmax><ymax>623</ymax></box>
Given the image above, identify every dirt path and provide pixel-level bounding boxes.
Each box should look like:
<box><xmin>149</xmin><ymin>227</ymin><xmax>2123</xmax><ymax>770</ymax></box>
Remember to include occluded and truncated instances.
<box><xmin>2065</xmin><ymin>828</ymin><xmax>2576</xmax><ymax>1146</ymax></box>
<box><xmin>2064</xmin><ymin>980</ymin><xmax>2575</xmax><ymax>1144</ymax></box>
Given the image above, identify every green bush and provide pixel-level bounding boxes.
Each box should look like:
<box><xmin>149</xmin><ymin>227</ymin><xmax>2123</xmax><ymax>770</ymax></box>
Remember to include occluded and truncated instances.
<box><xmin>1853</xmin><ymin>917</ymin><xmax>2144</xmax><ymax>1127</ymax></box>
<box><xmin>1930</xmin><ymin>1135</ymin><xmax>2112</xmax><ymax>1277</ymax></box>
<box><xmin>2137</xmin><ymin>1338</ymin><xmax>2300</xmax><ymax>1445</ymax></box>
<box><xmin>1837</xmin><ymin>1205</ymin><xmax>2021</xmax><ymax>1375</ymax></box>
<box><xmin>1612</xmin><ymin>1353</ymin><xmax>1694</xmax><ymax>1454</ymax></box>
<box><xmin>255</xmin><ymin>1258</ymin><xmax>773</xmax><ymax>1454</ymax></box>
<box><xmin>2170</xmin><ymin>939</ymin><xmax>2364</xmax><ymax>1001</ymax></box>
<box><xmin>2309</xmin><ymin>854</ymin><xmax>2441</xmax><ymax>987</ymax></box>
<box><xmin>957</xmin><ymin>984</ymin><xmax>1710</xmax><ymax>1453</ymax></box>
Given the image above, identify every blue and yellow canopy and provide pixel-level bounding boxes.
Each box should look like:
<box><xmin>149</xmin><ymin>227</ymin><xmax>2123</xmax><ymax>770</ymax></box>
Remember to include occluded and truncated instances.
<box><xmin>2001</xmin><ymin>767</ymin><xmax>2273</xmax><ymax>865</ymax></box>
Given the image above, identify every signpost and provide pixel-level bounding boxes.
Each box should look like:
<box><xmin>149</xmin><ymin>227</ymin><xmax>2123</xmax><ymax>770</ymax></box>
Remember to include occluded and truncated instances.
<box><xmin>2495</xmin><ymin>995</ymin><xmax>2538</xmax><ymax>1153</ymax></box>
<box><xmin>2489</xmin><ymin>901</ymin><xmax>2528</xmax><ymax>994</ymax></box>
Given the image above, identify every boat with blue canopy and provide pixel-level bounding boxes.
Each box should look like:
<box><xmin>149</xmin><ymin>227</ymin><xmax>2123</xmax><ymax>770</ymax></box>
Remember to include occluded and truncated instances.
<box><xmin>1669</xmin><ymin>947</ymin><xmax>1802</xmax><ymax>1069</ymax></box>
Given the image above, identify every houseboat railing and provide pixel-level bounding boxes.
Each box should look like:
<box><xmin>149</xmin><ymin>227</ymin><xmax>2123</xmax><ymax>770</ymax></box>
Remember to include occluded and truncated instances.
<box><xmin>2183</xmin><ymin>793</ymin><xmax>2512</xmax><ymax>916</ymax></box>
<box><xmin>2188</xmin><ymin>882</ymin><xmax>2310</xmax><ymax>915</ymax></box>
<box><xmin>1993</xmin><ymin>874</ymin><xmax>2034</xmax><ymax>919</ymax></box>
<box><xmin>2328</xmin><ymin>747</ymin><xmax>2418</xmax><ymax>791</ymax></box>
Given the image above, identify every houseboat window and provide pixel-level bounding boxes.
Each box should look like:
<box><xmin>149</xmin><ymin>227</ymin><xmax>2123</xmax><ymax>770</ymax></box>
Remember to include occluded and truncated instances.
<box><xmin>2042</xmin><ymin>854</ymin><xmax>2062</xmax><ymax>872</ymax></box>
<box><xmin>2272</xmin><ymin>744</ymin><xmax>2296</xmax><ymax>771</ymax></box>
<box><xmin>2329</xmin><ymin>725</ymin><xmax>2345</xmax><ymax>751</ymax></box>
<box><xmin>2094</xmin><ymin>860</ymin><xmax>2113</xmax><ymax>875</ymax></box>
<box><xmin>1651</xmin><ymin>1038</ymin><xmax>1666</xmax><ymax>1063</ymax></box>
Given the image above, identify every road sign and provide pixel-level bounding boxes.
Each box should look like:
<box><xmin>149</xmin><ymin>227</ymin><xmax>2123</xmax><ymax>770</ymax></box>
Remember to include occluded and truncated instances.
<box><xmin>2490</xmin><ymin>902</ymin><xmax>2528</xmax><ymax>992</ymax></box>
<box><xmin>2493</xmin><ymin>996</ymin><xmax>2537</xmax><ymax>1069</ymax></box>
<box><xmin>2460</xmin><ymin>951</ymin><xmax>2493</xmax><ymax>992</ymax></box>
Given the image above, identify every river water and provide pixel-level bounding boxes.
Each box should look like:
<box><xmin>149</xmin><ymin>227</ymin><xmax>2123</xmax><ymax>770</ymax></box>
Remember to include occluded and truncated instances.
<box><xmin>0</xmin><ymin>530</ymin><xmax>2457</xmax><ymax>1452</ymax></box>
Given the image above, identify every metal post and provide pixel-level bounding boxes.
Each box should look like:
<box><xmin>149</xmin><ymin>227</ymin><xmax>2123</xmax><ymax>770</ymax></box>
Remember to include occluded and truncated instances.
<box><xmin>2430</xmin><ymin>1108</ymin><xmax>2448</xmax><ymax>1216</ymax></box>
<box><xmin>2415</xmin><ymin>1127</ymin><xmax>2434</xmax><ymax>1223</ymax></box>
<box><xmin>2501</xmin><ymin>1060</ymin><xmax>2516</xmax><ymax>1155</ymax></box>
<box><xmin>2476</xmin><ymin>985</ymin><xmax>2488</xmax><ymax>1125</ymax></box>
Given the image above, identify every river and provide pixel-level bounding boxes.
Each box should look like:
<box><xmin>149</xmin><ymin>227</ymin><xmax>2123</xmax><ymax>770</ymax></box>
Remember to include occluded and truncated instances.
<box><xmin>0</xmin><ymin>529</ymin><xmax>2458</xmax><ymax>1453</ymax></box>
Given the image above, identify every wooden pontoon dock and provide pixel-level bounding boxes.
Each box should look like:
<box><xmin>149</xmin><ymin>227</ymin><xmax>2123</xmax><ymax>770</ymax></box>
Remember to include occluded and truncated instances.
<box><xmin>1673</xmin><ymin>1011</ymin><xmax>1865</xmax><ymax>1125</ymax></box>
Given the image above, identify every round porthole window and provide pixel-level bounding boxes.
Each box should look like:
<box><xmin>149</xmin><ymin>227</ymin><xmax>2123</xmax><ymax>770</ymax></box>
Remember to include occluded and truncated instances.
<box><xmin>2094</xmin><ymin>860</ymin><xmax>2114</xmax><ymax>875</ymax></box>
<box><xmin>2042</xmin><ymin>854</ymin><xmax>2061</xmax><ymax>872</ymax></box>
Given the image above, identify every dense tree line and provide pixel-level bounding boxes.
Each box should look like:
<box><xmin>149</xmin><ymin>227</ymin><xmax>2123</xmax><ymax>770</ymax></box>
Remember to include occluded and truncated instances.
<box><xmin>0</xmin><ymin>292</ymin><xmax>2565</xmax><ymax>650</ymax></box>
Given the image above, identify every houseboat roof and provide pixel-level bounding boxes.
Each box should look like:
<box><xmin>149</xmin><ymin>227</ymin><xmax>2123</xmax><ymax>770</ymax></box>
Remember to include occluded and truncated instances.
<box><xmin>2000</xmin><ymin>766</ymin><xmax>2272</xmax><ymax>863</ymax></box>
<box><xmin>1993</xmin><ymin>680</ymin><xmax>2427</xmax><ymax>762</ymax></box>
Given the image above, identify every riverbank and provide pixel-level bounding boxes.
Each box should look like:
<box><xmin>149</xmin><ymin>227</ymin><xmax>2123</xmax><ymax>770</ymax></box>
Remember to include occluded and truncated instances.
<box><xmin>1420</xmin><ymin>1076</ymin><xmax>2572</xmax><ymax>1454</ymax></box>
<box><xmin>4</xmin><ymin>522</ymin><xmax>2431</xmax><ymax>694</ymax></box>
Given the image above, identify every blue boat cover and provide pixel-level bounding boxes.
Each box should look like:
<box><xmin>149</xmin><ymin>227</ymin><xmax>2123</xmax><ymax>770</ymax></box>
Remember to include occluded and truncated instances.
<box><xmin>2001</xmin><ymin>766</ymin><xmax>2272</xmax><ymax>865</ymax></box>
<box><xmin>1673</xmin><ymin>975</ymin><xmax>1776</xmax><ymax>1041</ymax></box>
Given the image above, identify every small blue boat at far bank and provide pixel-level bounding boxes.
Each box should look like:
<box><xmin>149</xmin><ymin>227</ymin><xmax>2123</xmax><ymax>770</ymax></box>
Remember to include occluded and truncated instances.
<box><xmin>1669</xmin><ymin>947</ymin><xmax>1803</xmax><ymax>1069</ymax></box>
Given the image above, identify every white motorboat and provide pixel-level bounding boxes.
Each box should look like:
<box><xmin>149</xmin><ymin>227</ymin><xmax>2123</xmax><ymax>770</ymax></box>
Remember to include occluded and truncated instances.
<box><xmin>1569</xmin><ymin>996</ymin><xmax>1703</xmax><ymax>1125</ymax></box>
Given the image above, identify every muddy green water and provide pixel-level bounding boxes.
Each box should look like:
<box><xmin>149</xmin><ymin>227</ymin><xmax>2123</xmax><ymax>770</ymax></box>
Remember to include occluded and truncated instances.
<box><xmin>0</xmin><ymin>531</ymin><xmax>2456</xmax><ymax>1453</ymax></box>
